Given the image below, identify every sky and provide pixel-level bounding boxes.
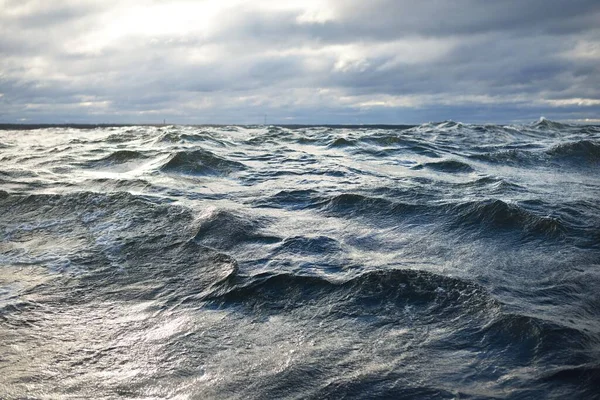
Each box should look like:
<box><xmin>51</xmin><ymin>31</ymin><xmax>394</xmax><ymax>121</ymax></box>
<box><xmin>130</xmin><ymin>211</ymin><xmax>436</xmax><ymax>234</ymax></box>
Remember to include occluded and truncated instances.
<box><xmin>1</xmin><ymin>0</ymin><xmax>599</xmax><ymax>125</ymax></box>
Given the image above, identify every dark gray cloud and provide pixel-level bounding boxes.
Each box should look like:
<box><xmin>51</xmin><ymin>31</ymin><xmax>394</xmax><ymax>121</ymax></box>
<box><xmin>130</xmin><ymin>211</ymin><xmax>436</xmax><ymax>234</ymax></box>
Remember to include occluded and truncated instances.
<box><xmin>332</xmin><ymin>0</ymin><xmax>600</xmax><ymax>36</ymax></box>
<box><xmin>212</xmin><ymin>0</ymin><xmax>600</xmax><ymax>45</ymax></box>
<box><xmin>1</xmin><ymin>0</ymin><xmax>599</xmax><ymax>124</ymax></box>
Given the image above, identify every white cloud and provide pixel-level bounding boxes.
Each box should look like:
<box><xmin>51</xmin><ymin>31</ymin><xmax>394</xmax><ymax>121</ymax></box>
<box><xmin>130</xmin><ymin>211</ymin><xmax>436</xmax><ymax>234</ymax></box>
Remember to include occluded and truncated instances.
<box><xmin>544</xmin><ymin>98</ymin><xmax>600</xmax><ymax>107</ymax></box>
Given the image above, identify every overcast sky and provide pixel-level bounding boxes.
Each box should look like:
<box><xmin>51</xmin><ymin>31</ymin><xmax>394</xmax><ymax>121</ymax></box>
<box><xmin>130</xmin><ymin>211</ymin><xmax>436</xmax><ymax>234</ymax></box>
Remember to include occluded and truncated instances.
<box><xmin>1</xmin><ymin>0</ymin><xmax>599</xmax><ymax>124</ymax></box>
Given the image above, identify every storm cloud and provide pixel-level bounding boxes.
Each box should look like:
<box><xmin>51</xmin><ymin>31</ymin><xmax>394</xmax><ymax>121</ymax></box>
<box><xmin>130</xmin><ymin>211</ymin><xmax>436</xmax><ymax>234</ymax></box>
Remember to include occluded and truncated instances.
<box><xmin>1</xmin><ymin>0</ymin><xmax>599</xmax><ymax>124</ymax></box>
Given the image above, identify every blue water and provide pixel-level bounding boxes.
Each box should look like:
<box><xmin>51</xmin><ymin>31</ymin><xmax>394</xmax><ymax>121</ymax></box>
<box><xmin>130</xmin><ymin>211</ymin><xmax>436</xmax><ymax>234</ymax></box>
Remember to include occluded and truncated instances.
<box><xmin>1</xmin><ymin>119</ymin><xmax>599</xmax><ymax>399</ymax></box>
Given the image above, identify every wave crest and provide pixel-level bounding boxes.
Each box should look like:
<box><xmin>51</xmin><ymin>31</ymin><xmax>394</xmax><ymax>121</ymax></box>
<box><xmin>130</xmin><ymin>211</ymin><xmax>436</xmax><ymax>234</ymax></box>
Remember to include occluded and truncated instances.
<box><xmin>547</xmin><ymin>140</ymin><xmax>600</xmax><ymax>162</ymax></box>
<box><xmin>452</xmin><ymin>199</ymin><xmax>567</xmax><ymax>237</ymax></box>
<box><xmin>193</xmin><ymin>209</ymin><xmax>281</xmax><ymax>250</ymax></box>
<box><xmin>216</xmin><ymin>268</ymin><xmax>495</xmax><ymax>315</ymax></box>
<box><xmin>92</xmin><ymin>150</ymin><xmax>148</xmax><ymax>164</ymax></box>
<box><xmin>160</xmin><ymin>149</ymin><xmax>246</xmax><ymax>175</ymax></box>
<box><xmin>416</xmin><ymin>159</ymin><xmax>474</xmax><ymax>173</ymax></box>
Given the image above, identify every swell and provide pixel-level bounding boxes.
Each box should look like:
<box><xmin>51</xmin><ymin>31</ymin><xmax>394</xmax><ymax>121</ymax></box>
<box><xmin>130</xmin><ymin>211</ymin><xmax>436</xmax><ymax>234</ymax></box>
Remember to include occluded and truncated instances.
<box><xmin>84</xmin><ymin>177</ymin><xmax>152</xmax><ymax>191</ymax></box>
<box><xmin>541</xmin><ymin>364</ymin><xmax>600</xmax><ymax>391</ymax></box>
<box><xmin>244</xmin><ymin>127</ymin><xmax>289</xmax><ymax>145</ymax></box>
<box><xmin>156</xmin><ymin>130</ymin><xmax>232</xmax><ymax>147</ymax></box>
<box><xmin>455</xmin><ymin>176</ymin><xmax>526</xmax><ymax>193</ymax></box>
<box><xmin>311</xmin><ymin>192</ymin><xmax>444</xmax><ymax>221</ymax></box>
<box><xmin>89</xmin><ymin>150</ymin><xmax>148</xmax><ymax>165</ymax></box>
<box><xmin>273</xmin><ymin>235</ymin><xmax>342</xmax><ymax>256</ymax></box>
<box><xmin>413</xmin><ymin>159</ymin><xmax>474</xmax><ymax>173</ymax></box>
<box><xmin>0</xmin><ymin>190</ymin><xmax>172</xmax><ymax>218</ymax></box>
<box><xmin>160</xmin><ymin>149</ymin><xmax>246</xmax><ymax>176</ymax></box>
<box><xmin>328</xmin><ymin>137</ymin><xmax>355</xmax><ymax>148</ymax></box>
<box><xmin>105</xmin><ymin>131</ymin><xmax>138</xmax><ymax>143</ymax></box>
<box><xmin>210</xmin><ymin>267</ymin><xmax>595</xmax><ymax>369</ymax></box>
<box><xmin>531</xmin><ymin>117</ymin><xmax>571</xmax><ymax>131</ymax></box>
<box><xmin>361</xmin><ymin>135</ymin><xmax>442</xmax><ymax>157</ymax></box>
<box><xmin>0</xmin><ymin>190</ymin><xmax>195</xmax><ymax>255</ymax></box>
<box><xmin>469</xmin><ymin>149</ymin><xmax>541</xmax><ymax>165</ymax></box>
<box><xmin>0</xmin><ymin>190</ymin><xmax>239</xmax><ymax>306</ymax></box>
<box><xmin>328</xmin><ymin>134</ymin><xmax>443</xmax><ymax>158</ymax></box>
<box><xmin>253</xmin><ymin>189</ymin><xmax>319</xmax><ymax>210</ymax></box>
<box><xmin>479</xmin><ymin>312</ymin><xmax>594</xmax><ymax>370</ymax></box>
<box><xmin>192</xmin><ymin>209</ymin><xmax>281</xmax><ymax>251</ymax></box>
<box><xmin>0</xmin><ymin>169</ymin><xmax>39</xmax><ymax>179</ymax></box>
<box><xmin>213</xmin><ymin>268</ymin><xmax>496</xmax><ymax>315</ymax></box>
<box><xmin>449</xmin><ymin>199</ymin><xmax>567</xmax><ymax>237</ymax></box>
<box><xmin>546</xmin><ymin>140</ymin><xmax>600</xmax><ymax>163</ymax></box>
<box><xmin>472</xmin><ymin>140</ymin><xmax>600</xmax><ymax>167</ymax></box>
<box><xmin>80</xmin><ymin>239</ymin><xmax>240</xmax><ymax>305</ymax></box>
<box><xmin>314</xmin><ymin>193</ymin><xmax>568</xmax><ymax>238</ymax></box>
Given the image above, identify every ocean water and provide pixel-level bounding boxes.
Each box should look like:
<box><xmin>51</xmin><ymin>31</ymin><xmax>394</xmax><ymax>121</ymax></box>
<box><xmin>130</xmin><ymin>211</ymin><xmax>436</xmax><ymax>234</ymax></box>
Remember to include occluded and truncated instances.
<box><xmin>1</xmin><ymin>119</ymin><xmax>599</xmax><ymax>399</ymax></box>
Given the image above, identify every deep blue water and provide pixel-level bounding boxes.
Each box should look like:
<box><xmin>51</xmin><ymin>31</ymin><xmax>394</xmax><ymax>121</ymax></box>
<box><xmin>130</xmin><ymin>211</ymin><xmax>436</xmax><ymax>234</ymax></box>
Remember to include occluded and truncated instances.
<box><xmin>1</xmin><ymin>119</ymin><xmax>599</xmax><ymax>399</ymax></box>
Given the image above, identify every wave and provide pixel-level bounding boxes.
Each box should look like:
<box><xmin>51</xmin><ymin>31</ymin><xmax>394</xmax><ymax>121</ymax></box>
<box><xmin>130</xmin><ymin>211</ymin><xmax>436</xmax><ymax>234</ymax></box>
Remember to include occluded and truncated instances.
<box><xmin>105</xmin><ymin>132</ymin><xmax>138</xmax><ymax>143</ymax></box>
<box><xmin>244</xmin><ymin>127</ymin><xmax>288</xmax><ymax>145</ymax></box>
<box><xmin>45</xmin><ymin>238</ymin><xmax>241</xmax><ymax>307</ymax></box>
<box><xmin>531</xmin><ymin>117</ymin><xmax>570</xmax><ymax>130</ymax></box>
<box><xmin>360</xmin><ymin>134</ymin><xmax>406</xmax><ymax>146</ymax></box>
<box><xmin>408</xmin><ymin>120</ymin><xmax>466</xmax><ymax>133</ymax></box>
<box><xmin>157</xmin><ymin>131</ymin><xmax>182</xmax><ymax>143</ymax></box>
<box><xmin>317</xmin><ymin>193</ymin><xmax>403</xmax><ymax>216</ymax></box>
<box><xmin>0</xmin><ymin>190</ymin><xmax>240</xmax><ymax>305</ymax></box>
<box><xmin>450</xmin><ymin>199</ymin><xmax>567</xmax><ymax>237</ymax></box>
<box><xmin>193</xmin><ymin>209</ymin><xmax>281</xmax><ymax>250</ymax></box>
<box><xmin>91</xmin><ymin>150</ymin><xmax>148</xmax><ymax>164</ymax></box>
<box><xmin>157</xmin><ymin>130</ymin><xmax>234</xmax><ymax>148</ymax></box>
<box><xmin>357</xmin><ymin>136</ymin><xmax>442</xmax><ymax>158</ymax></box>
<box><xmin>312</xmin><ymin>383</ymin><xmax>461</xmax><ymax>400</ymax></box>
<box><xmin>160</xmin><ymin>149</ymin><xmax>246</xmax><ymax>176</ymax></box>
<box><xmin>103</xmin><ymin>239</ymin><xmax>239</xmax><ymax>303</ymax></box>
<box><xmin>541</xmin><ymin>364</ymin><xmax>600</xmax><ymax>389</ymax></box>
<box><xmin>241</xmin><ymin>167</ymin><xmax>346</xmax><ymax>184</ymax></box>
<box><xmin>0</xmin><ymin>190</ymin><xmax>184</xmax><ymax>221</ymax></box>
<box><xmin>253</xmin><ymin>189</ymin><xmax>319</xmax><ymax>210</ymax></box>
<box><xmin>314</xmin><ymin>193</ymin><xmax>567</xmax><ymax>238</ymax></box>
<box><xmin>0</xmin><ymin>169</ymin><xmax>39</xmax><ymax>178</ymax></box>
<box><xmin>456</xmin><ymin>176</ymin><xmax>525</xmax><ymax>191</ymax></box>
<box><xmin>470</xmin><ymin>149</ymin><xmax>538</xmax><ymax>165</ymax></box>
<box><xmin>273</xmin><ymin>235</ymin><xmax>343</xmax><ymax>256</ymax></box>
<box><xmin>415</xmin><ymin>159</ymin><xmax>474</xmax><ymax>173</ymax></box>
<box><xmin>328</xmin><ymin>137</ymin><xmax>356</xmax><ymax>148</ymax></box>
<box><xmin>215</xmin><ymin>268</ymin><xmax>495</xmax><ymax>315</ymax></box>
<box><xmin>481</xmin><ymin>311</ymin><xmax>593</xmax><ymax>360</ymax></box>
<box><xmin>474</xmin><ymin>140</ymin><xmax>600</xmax><ymax>167</ymax></box>
<box><xmin>84</xmin><ymin>177</ymin><xmax>152</xmax><ymax>191</ymax></box>
<box><xmin>546</xmin><ymin>140</ymin><xmax>600</xmax><ymax>162</ymax></box>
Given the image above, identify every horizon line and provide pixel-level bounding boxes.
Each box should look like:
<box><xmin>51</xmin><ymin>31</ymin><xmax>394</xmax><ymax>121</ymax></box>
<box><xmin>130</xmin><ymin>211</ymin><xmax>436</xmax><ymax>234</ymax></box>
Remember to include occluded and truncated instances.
<box><xmin>1</xmin><ymin>120</ymin><xmax>599</xmax><ymax>130</ymax></box>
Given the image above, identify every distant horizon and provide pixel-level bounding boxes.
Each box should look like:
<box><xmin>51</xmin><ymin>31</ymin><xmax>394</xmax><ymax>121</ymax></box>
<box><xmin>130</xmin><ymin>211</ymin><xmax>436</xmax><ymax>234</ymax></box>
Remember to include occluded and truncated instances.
<box><xmin>1</xmin><ymin>117</ymin><xmax>599</xmax><ymax>129</ymax></box>
<box><xmin>1</xmin><ymin>114</ymin><xmax>599</xmax><ymax>127</ymax></box>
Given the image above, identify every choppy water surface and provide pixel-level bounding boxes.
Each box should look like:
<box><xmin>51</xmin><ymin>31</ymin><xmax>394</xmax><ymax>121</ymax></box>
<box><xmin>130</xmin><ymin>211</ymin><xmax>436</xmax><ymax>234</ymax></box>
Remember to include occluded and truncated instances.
<box><xmin>1</xmin><ymin>120</ymin><xmax>600</xmax><ymax>399</ymax></box>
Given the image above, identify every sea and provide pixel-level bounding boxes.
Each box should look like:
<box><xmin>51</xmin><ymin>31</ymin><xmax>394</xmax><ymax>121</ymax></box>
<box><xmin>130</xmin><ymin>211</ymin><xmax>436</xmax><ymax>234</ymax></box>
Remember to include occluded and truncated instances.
<box><xmin>1</xmin><ymin>119</ymin><xmax>599</xmax><ymax>399</ymax></box>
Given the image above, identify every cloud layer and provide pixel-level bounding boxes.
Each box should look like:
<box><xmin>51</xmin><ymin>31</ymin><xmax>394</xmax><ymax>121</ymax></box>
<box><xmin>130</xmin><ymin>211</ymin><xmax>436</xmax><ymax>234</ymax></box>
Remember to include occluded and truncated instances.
<box><xmin>1</xmin><ymin>0</ymin><xmax>599</xmax><ymax>124</ymax></box>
